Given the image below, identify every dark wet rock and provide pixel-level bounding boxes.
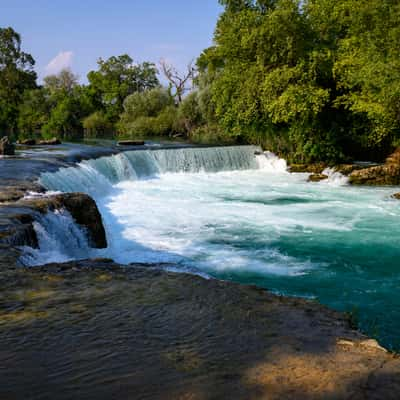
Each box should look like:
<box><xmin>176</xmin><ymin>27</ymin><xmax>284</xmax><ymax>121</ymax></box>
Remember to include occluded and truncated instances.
<box><xmin>308</xmin><ymin>173</ymin><xmax>328</xmax><ymax>182</ymax></box>
<box><xmin>0</xmin><ymin>136</ymin><xmax>15</xmax><ymax>156</ymax></box>
<box><xmin>350</xmin><ymin>148</ymin><xmax>400</xmax><ymax>185</ymax></box>
<box><xmin>38</xmin><ymin>137</ymin><xmax>61</xmax><ymax>145</ymax></box>
<box><xmin>0</xmin><ymin>259</ymin><xmax>399</xmax><ymax>400</ymax></box>
<box><xmin>118</xmin><ymin>140</ymin><xmax>145</xmax><ymax>146</ymax></box>
<box><xmin>19</xmin><ymin>193</ymin><xmax>107</xmax><ymax>248</ymax></box>
<box><xmin>17</xmin><ymin>139</ymin><xmax>36</xmax><ymax>146</ymax></box>
<box><xmin>289</xmin><ymin>163</ymin><xmax>327</xmax><ymax>173</ymax></box>
<box><xmin>0</xmin><ymin>211</ymin><xmax>38</xmax><ymax>248</ymax></box>
<box><xmin>392</xmin><ymin>193</ymin><xmax>400</xmax><ymax>200</ymax></box>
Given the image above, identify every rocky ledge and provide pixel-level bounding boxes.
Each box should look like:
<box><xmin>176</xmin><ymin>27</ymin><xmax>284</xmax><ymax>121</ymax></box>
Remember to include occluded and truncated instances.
<box><xmin>349</xmin><ymin>148</ymin><xmax>400</xmax><ymax>185</ymax></box>
<box><xmin>0</xmin><ymin>259</ymin><xmax>399</xmax><ymax>400</ymax></box>
<box><xmin>0</xmin><ymin>192</ymin><xmax>106</xmax><ymax>264</ymax></box>
<box><xmin>1</xmin><ymin>143</ymin><xmax>400</xmax><ymax>399</ymax></box>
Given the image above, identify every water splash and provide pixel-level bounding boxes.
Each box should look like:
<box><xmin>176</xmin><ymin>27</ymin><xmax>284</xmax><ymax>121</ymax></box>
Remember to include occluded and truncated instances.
<box><xmin>322</xmin><ymin>167</ymin><xmax>349</xmax><ymax>186</ymax></box>
<box><xmin>20</xmin><ymin>209</ymin><xmax>93</xmax><ymax>266</ymax></box>
<box><xmin>256</xmin><ymin>151</ymin><xmax>288</xmax><ymax>173</ymax></box>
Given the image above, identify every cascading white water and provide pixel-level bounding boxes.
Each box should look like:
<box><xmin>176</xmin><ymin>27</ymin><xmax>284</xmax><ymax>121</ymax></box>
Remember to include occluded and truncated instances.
<box><xmin>19</xmin><ymin>209</ymin><xmax>93</xmax><ymax>266</ymax></box>
<box><xmin>39</xmin><ymin>146</ymin><xmax>263</xmax><ymax>194</ymax></box>
<box><xmin>321</xmin><ymin>167</ymin><xmax>349</xmax><ymax>186</ymax></box>
<box><xmin>255</xmin><ymin>151</ymin><xmax>288</xmax><ymax>173</ymax></box>
<box><xmin>22</xmin><ymin>144</ymin><xmax>400</xmax><ymax>348</ymax></box>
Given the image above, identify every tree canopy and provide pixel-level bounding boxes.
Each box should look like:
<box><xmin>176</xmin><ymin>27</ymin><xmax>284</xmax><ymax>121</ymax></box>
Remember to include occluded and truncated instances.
<box><xmin>0</xmin><ymin>27</ymin><xmax>37</xmax><ymax>137</ymax></box>
<box><xmin>2</xmin><ymin>3</ymin><xmax>400</xmax><ymax>163</ymax></box>
<box><xmin>197</xmin><ymin>0</ymin><xmax>400</xmax><ymax>162</ymax></box>
<box><xmin>87</xmin><ymin>55</ymin><xmax>159</xmax><ymax>123</ymax></box>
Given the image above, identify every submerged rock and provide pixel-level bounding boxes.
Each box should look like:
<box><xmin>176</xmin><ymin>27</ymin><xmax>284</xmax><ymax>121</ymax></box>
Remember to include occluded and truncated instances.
<box><xmin>118</xmin><ymin>140</ymin><xmax>145</xmax><ymax>146</ymax></box>
<box><xmin>0</xmin><ymin>136</ymin><xmax>15</xmax><ymax>156</ymax></box>
<box><xmin>308</xmin><ymin>173</ymin><xmax>328</xmax><ymax>182</ymax></box>
<box><xmin>38</xmin><ymin>137</ymin><xmax>61</xmax><ymax>145</ymax></box>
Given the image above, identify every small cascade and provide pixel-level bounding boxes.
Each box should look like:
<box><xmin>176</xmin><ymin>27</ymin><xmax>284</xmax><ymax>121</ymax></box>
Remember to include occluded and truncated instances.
<box><xmin>19</xmin><ymin>209</ymin><xmax>93</xmax><ymax>266</ymax></box>
<box><xmin>256</xmin><ymin>151</ymin><xmax>288</xmax><ymax>173</ymax></box>
<box><xmin>321</xmin><ymin>167</ymin><xmax>349</xmax><ymax>186</ymax></box>
<box><xmin>39</xmin><ymin>146</ymin><xmax>262</xmax><ymax>194</ymax></box>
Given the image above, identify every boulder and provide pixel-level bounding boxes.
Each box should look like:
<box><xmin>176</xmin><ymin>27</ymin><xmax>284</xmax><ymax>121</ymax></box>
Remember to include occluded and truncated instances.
<box><xmin>0</xmin><ymin>136</ymin><xmax>15</xmax><ymax>156</ymax></box>
<box><xmin>38</xmin><ymin>137</ymin><xmax>61</xmax><ymax>145</ymax></box>
<box><xmin>118</xmin><ymin>140</ymin><xmax>145</xmax><ymax>146</ymax></box>
<box><xmin>392</xmin><ymin>193</ymin><xmax>400</xmax><ymax>200</ymax></box>
<box><xmin>17</xmin><ymin>139</ymin><xmax>36</xmax><ymax>146</ymax></box>
<box><xmin>308</xmin><ymin>173</ymin><xmax>328</xmax><ymax>182</ymax></box>
<box><xmin>349</xmin><ymin>148</ymin><xmax>400</xmax><ymax>185</ymax></box>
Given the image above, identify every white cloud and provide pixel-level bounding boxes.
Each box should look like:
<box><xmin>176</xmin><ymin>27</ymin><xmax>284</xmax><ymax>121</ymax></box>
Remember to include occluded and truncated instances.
<box><xmin>45</xmin><ymin>51</ymin><xmax>73</xmax><ymax>75</ymax></box>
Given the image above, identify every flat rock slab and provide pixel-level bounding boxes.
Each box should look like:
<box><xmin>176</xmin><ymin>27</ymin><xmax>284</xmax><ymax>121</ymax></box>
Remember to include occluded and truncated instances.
<box><xmin>0</xmin><ymin>260</ymin><xmax>399</xmax><ymax>400</ymax></box>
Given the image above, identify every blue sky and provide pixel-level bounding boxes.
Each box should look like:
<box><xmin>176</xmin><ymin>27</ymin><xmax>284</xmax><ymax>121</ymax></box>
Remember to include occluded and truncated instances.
<box><xmin>1</xmin><ymin>0</ymin><xmax>222</xmax><ymax>82</ymax></box>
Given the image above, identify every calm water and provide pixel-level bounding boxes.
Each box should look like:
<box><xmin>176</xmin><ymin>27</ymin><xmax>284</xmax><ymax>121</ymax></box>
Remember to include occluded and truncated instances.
<box><xmin>30</xmin><ymin>146</ymin><xmax>400</xmax><ymax>349</ymax></box>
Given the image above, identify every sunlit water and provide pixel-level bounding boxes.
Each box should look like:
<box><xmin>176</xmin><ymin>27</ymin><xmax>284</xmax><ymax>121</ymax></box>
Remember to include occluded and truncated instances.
<box><xmin>23</xmin><ymin>146</ymin><xmax>400</xmax><ymax>349</ymax></box>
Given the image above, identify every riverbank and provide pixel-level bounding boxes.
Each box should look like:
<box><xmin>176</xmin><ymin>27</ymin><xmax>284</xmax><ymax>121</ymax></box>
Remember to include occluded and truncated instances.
<box><xmin>1</xmin><ymin>259</ymin><xmax>400</xmax><ymax>400</ymax></box>
<box><xmin>1</xmin><ymin>142</ymin><xmax>400</xmax><ymax>399</ymax></box>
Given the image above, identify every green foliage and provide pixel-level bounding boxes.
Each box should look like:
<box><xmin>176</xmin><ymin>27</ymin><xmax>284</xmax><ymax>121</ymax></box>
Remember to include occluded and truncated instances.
<box><xmin>176</xmin><ymin>92</ymin><xmax>204</xmax><ymax>133</ymax></box>
<box><xmin>121</xmin><ymin>88</ymin><xmax>173</xmax><ymax>121</ymax></box>
<box><xmin>43</xmin><ymin>68</ymin><xmax>78</xmax><ymax>96</ymax></box>
<box><xmin>4</xmin><ymin>7</ymin><xmax>400</xmax><ymax>158</ymax></box>
<box><xmin>83</xmin><ymin>111</ymin><xmax>113</xmax><ymax>138</ymax></box>
<box><xmin>87</xmin><ymin>55</ymin><xmax>159</xmax><ymax>123</ymax></box>
<box><xmin>0</xmin><ymin>27</ymin><xmax>37</xmax><ymax>138</ymax></box>
<box><xmin>197</xmin><ymin>0</ymin><xmax>400</xmax><ymax>162</ymax></box>
<box><xmin>118</xmin><ymin>88</ymin><xmax>177</xmax><ymax>137</ymax></box>
<box><xmin>17</xmin><ymin>89</ymin><xmax>49</xmax><ymax>138</ymax></box>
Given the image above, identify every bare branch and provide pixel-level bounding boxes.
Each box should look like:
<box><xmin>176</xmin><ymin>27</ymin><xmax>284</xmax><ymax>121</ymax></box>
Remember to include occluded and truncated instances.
<box><xmin>159</xmin><ymin>59</ymin><xmax>196</xmax><ymax>104</ymax></box>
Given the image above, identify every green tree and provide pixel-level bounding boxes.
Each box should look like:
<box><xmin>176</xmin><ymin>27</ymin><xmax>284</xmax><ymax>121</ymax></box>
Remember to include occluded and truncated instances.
<box><xmin>118</xmin><ymin>87</ymin><xmax>177</xmax><ymax>137</ymax></box>
<box><xmin>83</xmin><ymin>111</ymin><xmax>113</xmax><ymax>138</ymax></box>
<box><xmin>87</xmin><ymin>55</ymin><xmax>159</xmax><ymax>123</ymax></box>
<box><xmin>43</xmin><ymin>68</ymin><xmax>79</xmax><ymax>96</ymax></box>
<box><xmin>17</xmin><ymin>88</ymin><xmax>49</xmax><ymax>138</ymax></box>
<box><xmin>0</xmin><ymin>27</ymin><xmax>37</xmax><ymax>137</ymax></box>
<box><xmin>196</xmin><ymin>0</ymin><xmax>400</xmax><ymax>162</ymax></box>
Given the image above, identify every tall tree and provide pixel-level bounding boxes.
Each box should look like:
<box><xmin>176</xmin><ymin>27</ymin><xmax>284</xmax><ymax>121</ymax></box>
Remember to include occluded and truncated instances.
<box><xmin>0</xmin><ymin>27</ymin><xmax>37</xmax><ymax>136</ymax></box>
<box><xmin>87</xmin><ymin>55</ymin><xmax>159</xmax><ymax>123</ymax></box>
<box><xmin>198</xmin><ymin>0</ymin><xmax>400</xmax><ymax>162</ymax></box>
<box><xmin>43</xmin><ymin>68</ymin><xmax>79</xmax><ymax>96</ymax></box>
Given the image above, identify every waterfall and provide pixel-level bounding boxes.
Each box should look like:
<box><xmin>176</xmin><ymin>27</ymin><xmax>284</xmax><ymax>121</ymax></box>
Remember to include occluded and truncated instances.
<box><xmin>39</xmin><ymin>145</ymin><xmax>262</xmax><ymax>194</ymax></box>
<box><xmin>20</xmin><ymin>209</ymin><xmax>93</xmax><ymax>266</ymax></box>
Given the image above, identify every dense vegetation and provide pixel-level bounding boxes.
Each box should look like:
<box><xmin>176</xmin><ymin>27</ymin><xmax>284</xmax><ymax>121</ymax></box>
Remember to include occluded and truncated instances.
<box><xmin>1</xmin><ymin>0</ymin><xmax>400</xmax><ymax>162</ymax></box>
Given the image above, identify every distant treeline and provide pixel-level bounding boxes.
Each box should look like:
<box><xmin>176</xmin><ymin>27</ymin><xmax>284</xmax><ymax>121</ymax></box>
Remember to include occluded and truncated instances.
<box><xmin>1</xmin><ymin>0</ymin><xmax>400</xmax><ymax>162</ymax></box>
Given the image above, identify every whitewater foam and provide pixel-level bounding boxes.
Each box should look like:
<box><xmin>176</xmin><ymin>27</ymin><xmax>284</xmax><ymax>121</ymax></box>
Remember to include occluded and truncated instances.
<box><xmin>20</xmin><ymin>209</ymin><xmax>93</xmax><ymax>266</ymax></box>
<box><xmin>25</xmin><ymin>145</ymin><xmax>400</xmax><ymax>348</ymax></box>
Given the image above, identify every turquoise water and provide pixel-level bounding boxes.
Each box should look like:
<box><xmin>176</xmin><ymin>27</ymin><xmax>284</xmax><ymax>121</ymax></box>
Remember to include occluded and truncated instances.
<box><xmin>36</xmin><ymin>147</ymin><xmax>400</xmax><ymax>350</ymax></box>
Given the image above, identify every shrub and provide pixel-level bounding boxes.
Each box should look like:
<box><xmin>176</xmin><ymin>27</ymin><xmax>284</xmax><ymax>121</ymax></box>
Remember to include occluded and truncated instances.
<box><xmin>83</xmin><ymin>111</ymin><xmax>114</xmax><ymax>138</ymax></box>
